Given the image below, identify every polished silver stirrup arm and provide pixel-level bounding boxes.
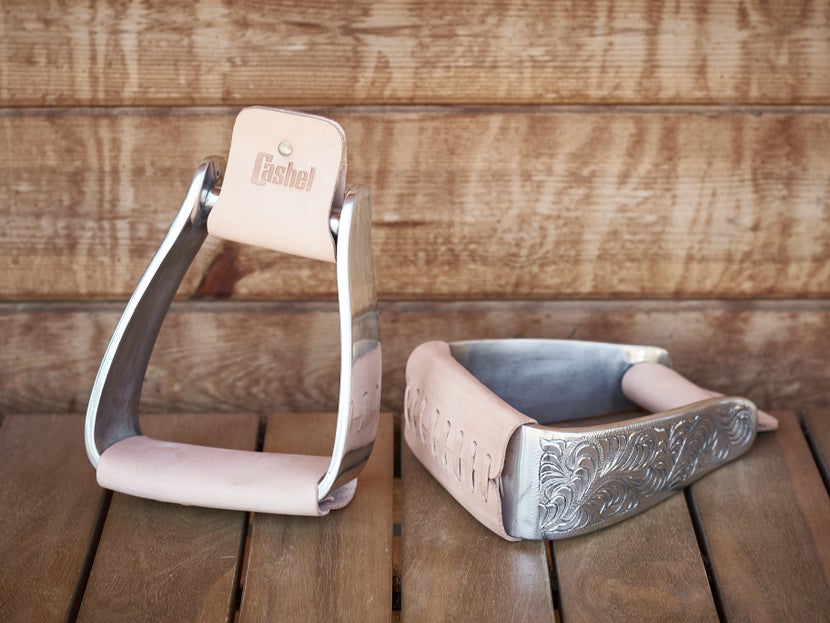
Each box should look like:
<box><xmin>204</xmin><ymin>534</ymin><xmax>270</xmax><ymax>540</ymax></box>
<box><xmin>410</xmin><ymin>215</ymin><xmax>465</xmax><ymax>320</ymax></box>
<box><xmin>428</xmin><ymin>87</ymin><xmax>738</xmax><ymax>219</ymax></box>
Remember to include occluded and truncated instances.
<box><xmin>85</xmin><ymin>108</ymin><xmax>381</xmax><ymax>515</ymax></box>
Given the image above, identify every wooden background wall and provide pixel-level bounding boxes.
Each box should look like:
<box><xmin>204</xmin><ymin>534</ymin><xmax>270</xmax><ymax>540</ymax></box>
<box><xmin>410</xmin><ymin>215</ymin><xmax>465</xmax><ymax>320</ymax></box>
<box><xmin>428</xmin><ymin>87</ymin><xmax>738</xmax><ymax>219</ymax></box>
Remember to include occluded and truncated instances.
<box><xmin>1</xmin><ymin>0</ymin><xmax>828</xmax><ymax>421</ymax></box>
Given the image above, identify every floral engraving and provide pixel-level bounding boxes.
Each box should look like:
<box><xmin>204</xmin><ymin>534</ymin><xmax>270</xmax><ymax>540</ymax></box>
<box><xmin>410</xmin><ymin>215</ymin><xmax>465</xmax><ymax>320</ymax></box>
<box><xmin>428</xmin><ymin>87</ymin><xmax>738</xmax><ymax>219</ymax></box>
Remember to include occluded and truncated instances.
<box><xmin>538</xmin><ymin>404</ymin><xmax>755</xmax><ymax>538</ymax></box>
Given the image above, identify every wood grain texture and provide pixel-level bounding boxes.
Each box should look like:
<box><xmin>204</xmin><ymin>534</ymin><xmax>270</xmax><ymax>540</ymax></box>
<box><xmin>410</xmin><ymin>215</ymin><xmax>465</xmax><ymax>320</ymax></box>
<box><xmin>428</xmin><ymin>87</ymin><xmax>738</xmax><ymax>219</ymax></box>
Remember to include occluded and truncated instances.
<box><xmin>690</xmin><ymin>412</ymin><xmax>830</xmax><ymax>621</ymax></box>
<box><xmin>0</xmin><ymin>300</ymin><xmax>827</xmax><ymax>417</ymax></box>
<box><xmin>2</xmin><ymin>108</ymin><xmax>829</xmax><ymax>300</ymax></box>
<box><xmin>803</xmin><ymin>408</ymin><xmax>830</xmax><ymax>485</ymax></box>
<box><xmin>0</xmin><ymin>415</ymin><xmax>104</xmax><ymax>623</ymax></box>
<box><xmin>238</xmin><ymin>412</ymin><xmax>393</xmax><ymax>623</ymax></box>
<box><xmin>1</xmin><ymin>1</ymin><xmax>828</xmax><ymax>106</ymax></box>
<box><xmin>400</xmin><ymin>443</ymin><xmax>555</xmax><ymax>622</ymax></box>
<box><xmin>77</xmin><ymin>413</ymin><xmax>259</xmax><ymax>623</ymax></box>
<box><xmin>554</xmin><ymin>493</ymin><xmax>718</xmax><ymax>623</ymax></box>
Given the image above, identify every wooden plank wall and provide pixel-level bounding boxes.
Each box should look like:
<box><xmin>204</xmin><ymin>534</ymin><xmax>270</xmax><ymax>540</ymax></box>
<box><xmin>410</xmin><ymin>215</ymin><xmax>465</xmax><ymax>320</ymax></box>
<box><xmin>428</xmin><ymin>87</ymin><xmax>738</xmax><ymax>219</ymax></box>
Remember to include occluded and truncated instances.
<box><xmin>1</xmin><ymin>0</ymin><xmax>828</xmax><ymax>419</ymax></box>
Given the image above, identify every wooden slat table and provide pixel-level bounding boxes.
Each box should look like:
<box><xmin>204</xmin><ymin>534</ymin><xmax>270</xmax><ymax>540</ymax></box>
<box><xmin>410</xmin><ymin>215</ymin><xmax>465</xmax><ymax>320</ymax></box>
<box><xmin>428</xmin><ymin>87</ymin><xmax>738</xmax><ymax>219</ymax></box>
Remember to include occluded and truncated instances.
<box><xmin>1</xmin><ymin>409</ymin><xmax>828</xmax><ymax>622</ymax></box>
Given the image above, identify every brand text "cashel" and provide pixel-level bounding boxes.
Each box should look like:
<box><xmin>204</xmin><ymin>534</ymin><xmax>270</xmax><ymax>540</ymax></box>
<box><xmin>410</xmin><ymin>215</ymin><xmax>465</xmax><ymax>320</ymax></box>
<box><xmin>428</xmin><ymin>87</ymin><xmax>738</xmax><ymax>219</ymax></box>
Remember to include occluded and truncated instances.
<box><xmin>250</xmin><ymin>152</ymin><xmax>316</xmax><ymax>191</ymax></box>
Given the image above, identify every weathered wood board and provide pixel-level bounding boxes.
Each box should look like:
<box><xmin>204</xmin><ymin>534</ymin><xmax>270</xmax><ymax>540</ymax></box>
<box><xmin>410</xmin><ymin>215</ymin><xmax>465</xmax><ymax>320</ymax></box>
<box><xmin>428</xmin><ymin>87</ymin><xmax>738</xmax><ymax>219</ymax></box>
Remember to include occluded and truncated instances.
<box><xmin>2</xmin><ymin>1</ymin><xmax>828</xmax><ymax>106</ymax></box>
<box><xmin>0</xmin><ymin>415</ymin><xmax>104</xmax><ymax>623</ymax></box>
<box><xmin>1</xmin><ymin>300</ymin><xmax>826</xmax><ymax>417</ymax></box>
<box><xmin>401</xmin><ymin>443</ymin><xmax>555</xmax><ymax>621</ymax></box>
<box><xmin>2</xmin><ymin>109</ymin><xmax>828</xmax><ymax>300</ymax></box>
<box><xmin>238</xmin><ymin>412</ymin><xmax>393</xmax><ymax>622</ymax></box>
<box><xmin>690</xmin><ymin>412</ymin><xmax>830</xmax><ymax>621</ymax></box>
<box><xmin>77</xmin><ymin>413</ymin><xmax>259</xmax><ymax>623</ymax></box>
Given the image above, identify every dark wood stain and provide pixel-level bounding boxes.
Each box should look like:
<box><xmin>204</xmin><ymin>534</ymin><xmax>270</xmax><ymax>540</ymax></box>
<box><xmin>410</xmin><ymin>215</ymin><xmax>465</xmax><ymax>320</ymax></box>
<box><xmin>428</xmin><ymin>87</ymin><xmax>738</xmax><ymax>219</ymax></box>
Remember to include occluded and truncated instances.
<box><xmin>194</xmin><ymin>243</ymin><xmax>249</xmax><ymax>299</ymax></box>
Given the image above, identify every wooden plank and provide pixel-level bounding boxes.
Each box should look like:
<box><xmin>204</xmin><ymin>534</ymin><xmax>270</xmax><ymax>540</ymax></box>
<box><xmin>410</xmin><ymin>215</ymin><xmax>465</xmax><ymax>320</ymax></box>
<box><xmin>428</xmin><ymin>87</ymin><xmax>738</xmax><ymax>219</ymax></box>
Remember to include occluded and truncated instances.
<box><xmin>1</xmin><ymin>300</ymin><xmax>827</xmax><ymax>417</ymax></box>
<box><xmin>238</xmin><ymin>412</ymin><xmax>393</xmax><ymax>622</ymax></box>
<box><xmin>803</xmin><ymin>407</ymin><xmax>830</xmax><ymax>486</ymax></box>
<box><xmin>0</xmin><ymin>110</ymin><xmax>233</xmax><ymax>302</ymax></box>
<box><xmin>1</xmin><ymin>1</ymin><xmax>828</xmax><ymax>106</ymax></box>
<box><xmin>689</xmin><ymin>412</ymin><xmax>830</xmax><ymax>621</ymax></box>
<box><xmin>77</xmin><ymin>413</ymin><xmax>259</xmax><ymax>623</ymax></box>
<box><xmin>0</xmin><ymin>415</ymin><xmax>105</xmax><ymax>623</ymax></box>
<box><xmin>401</xmin><ymin>442</ymin><xmax>555</xmax><ymax>621</ymax></box>
<box><xmin>554</xmin><ymin>493</ymin><xmax>718</xmax><ymax>622</ymax></box>
<box><xmin>3</xmin><ymin>109</ymin><xmax>830</xmax><ymax>300</ymax></box>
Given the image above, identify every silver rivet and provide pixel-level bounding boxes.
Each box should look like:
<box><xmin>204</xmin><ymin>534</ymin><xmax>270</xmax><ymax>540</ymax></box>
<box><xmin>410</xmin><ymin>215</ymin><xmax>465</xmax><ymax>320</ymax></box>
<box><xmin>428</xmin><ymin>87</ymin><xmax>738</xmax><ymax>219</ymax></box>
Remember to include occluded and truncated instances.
<box><xmin>277</xmin><ymin>141</ymin><xmax>293</xmax><ymax>157</ymax></box>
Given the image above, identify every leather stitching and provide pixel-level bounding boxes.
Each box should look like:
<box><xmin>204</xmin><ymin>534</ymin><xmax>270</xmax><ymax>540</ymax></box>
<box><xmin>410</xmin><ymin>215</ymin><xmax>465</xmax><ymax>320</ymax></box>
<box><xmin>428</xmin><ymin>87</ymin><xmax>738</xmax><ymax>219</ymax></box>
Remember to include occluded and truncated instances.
<box><xmin>405</xmin><ymin>384</ymin><xmax>499</xmax><ymax>502</ymax></box>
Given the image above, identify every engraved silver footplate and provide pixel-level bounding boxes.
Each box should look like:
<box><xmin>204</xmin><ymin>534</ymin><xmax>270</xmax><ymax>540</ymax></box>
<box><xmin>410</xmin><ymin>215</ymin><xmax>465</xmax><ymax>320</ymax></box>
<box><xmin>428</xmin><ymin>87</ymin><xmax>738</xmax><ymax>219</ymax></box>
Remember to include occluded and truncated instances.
<box><xmin>449</xmin><ymin>340</ymin><xmax>757</xmax><ymax>540</ymax></box>
<box><xmin>85</xmin><ymin>108</ymin><xmax>381</xmax><ymax>512</ymax></box>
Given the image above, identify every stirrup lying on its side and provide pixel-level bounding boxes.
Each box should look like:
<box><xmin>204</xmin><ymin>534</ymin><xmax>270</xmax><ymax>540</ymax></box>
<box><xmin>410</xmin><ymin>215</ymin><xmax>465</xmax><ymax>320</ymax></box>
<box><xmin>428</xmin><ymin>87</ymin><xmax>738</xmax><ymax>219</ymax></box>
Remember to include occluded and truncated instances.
<box><xmin>405</xmin><ymin>339</ymin><xmax>774</xmax><ymax>540</ymax></box>
<box><xmin>85</xmin><ymin>108</ymin><xmax>381</xmax><ymax>516</ymax></box>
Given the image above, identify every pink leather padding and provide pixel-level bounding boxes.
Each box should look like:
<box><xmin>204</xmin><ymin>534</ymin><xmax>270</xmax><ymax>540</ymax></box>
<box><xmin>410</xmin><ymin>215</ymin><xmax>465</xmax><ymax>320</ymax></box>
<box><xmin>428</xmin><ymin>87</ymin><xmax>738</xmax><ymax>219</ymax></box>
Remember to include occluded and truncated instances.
<box><xmin>622</xmin><ymin>362</ymin><xmax>778</xmax><ymax>431</ymax></box>
<box><xmin>207</xmin><ymin>107</ymin><xmax>345</xmax><ymax>263</ymax></box>
<box><xmin>404</xmin><ymin>341</ymin><xmax>535</xmax><ymax>540</ymax></box>
<box><xmin>96</xmin><ymin>436</ymin><xmax>356</xmax><ymax>516</ymax></box>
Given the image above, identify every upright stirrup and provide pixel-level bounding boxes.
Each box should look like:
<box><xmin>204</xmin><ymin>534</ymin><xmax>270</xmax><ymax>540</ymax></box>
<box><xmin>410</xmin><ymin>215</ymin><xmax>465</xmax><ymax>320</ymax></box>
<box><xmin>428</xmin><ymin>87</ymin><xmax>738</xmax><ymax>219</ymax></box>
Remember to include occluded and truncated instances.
<box><xmin>85</xmin><ymin>108</ymin><xmax>382</xmax><ymax>516</ymax></box>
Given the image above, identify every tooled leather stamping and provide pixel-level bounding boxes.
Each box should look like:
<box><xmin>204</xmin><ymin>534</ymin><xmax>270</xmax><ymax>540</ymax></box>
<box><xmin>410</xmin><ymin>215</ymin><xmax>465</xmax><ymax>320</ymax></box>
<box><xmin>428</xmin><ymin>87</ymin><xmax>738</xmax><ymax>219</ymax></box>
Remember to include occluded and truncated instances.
<box><xmin>85</xmin><ymin>108</ymin><xmax>381</xmax><ymax>516</ymax></box>
<box><xmin>404</xmin><ymin>340</ymin><xmax>776</xmax><ymax>540</ymax></box>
